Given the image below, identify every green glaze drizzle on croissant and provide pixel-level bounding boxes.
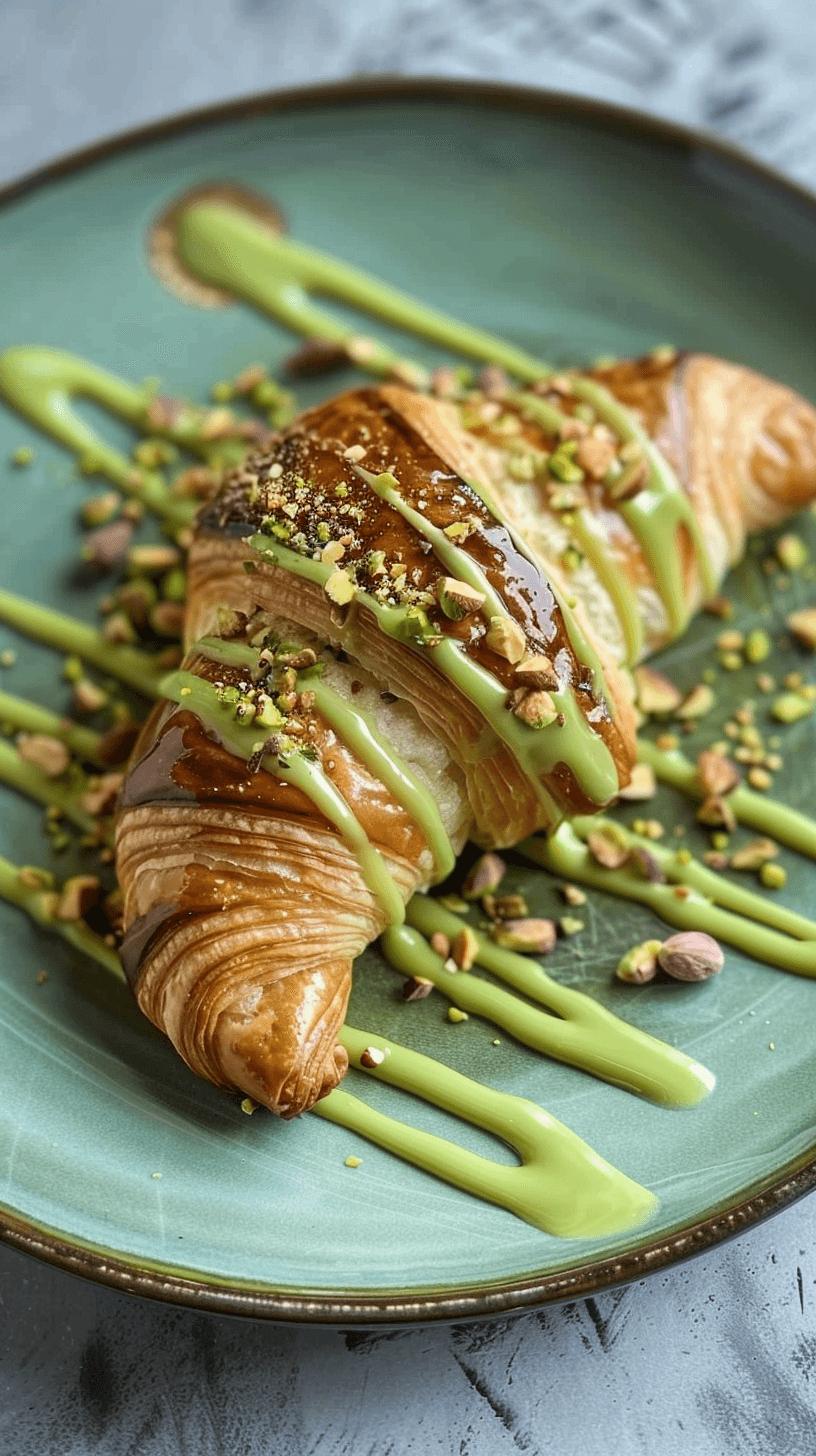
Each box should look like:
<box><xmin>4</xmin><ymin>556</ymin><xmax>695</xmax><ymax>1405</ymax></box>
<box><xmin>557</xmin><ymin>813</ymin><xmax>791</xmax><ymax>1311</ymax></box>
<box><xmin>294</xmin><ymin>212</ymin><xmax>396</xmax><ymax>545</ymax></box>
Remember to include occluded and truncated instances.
<box><xmin>115</xmin><ymin>362</ymin><xmax>816</xmax><ymax>1116</ymax></box>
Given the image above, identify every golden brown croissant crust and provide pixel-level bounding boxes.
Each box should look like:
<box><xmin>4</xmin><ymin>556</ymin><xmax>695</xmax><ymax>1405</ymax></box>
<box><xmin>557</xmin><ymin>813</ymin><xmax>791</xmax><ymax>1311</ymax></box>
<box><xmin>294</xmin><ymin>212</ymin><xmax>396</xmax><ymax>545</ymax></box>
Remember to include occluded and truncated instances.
<box><xmin>115</xmin><ymin>353</ymin><xmax>816</xmax><ymax>1119</ymax></box>
<box><xmin>195</xmin><ymin>384</ymin><xmax>635</xmax><ymax>810</ymax></box>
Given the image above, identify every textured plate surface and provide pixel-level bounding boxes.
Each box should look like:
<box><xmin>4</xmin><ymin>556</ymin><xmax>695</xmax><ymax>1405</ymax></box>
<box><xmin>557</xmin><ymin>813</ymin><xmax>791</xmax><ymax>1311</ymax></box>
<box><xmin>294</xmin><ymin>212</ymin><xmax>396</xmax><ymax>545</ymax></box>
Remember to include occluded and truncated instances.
<box><xmin>1</xmin><ymin>82</ymin><xmax>816</xmax><ymax>1322</ymax></box>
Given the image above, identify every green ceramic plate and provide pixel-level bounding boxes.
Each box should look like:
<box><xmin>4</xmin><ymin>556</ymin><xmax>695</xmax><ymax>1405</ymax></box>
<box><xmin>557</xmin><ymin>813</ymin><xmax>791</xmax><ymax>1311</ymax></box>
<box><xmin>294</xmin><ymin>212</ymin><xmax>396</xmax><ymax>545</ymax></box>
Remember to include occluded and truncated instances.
<box><xmin>2</xmin><ymin>81</ymin><xmax>816</xmax><ymax>1323</ymax></box>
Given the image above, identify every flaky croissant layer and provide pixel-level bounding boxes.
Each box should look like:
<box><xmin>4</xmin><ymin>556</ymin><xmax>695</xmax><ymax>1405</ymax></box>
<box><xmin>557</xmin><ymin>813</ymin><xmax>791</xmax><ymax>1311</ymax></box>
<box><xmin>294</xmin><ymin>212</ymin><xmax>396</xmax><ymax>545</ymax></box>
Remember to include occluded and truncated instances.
<box><xmin>115</xmin><ymin>353</ymin><xmax>816</xmax><ymax>1115</ymax></box>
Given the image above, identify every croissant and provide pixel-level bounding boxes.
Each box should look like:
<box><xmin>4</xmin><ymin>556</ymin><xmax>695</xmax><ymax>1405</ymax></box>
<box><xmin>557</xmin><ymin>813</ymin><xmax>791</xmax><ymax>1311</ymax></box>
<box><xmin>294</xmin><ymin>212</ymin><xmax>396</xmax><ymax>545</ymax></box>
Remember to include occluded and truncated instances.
<box><xmin>115</xmin><ymin>355</ymin><xmax>816</xmax><ymax>1116</ymax></box>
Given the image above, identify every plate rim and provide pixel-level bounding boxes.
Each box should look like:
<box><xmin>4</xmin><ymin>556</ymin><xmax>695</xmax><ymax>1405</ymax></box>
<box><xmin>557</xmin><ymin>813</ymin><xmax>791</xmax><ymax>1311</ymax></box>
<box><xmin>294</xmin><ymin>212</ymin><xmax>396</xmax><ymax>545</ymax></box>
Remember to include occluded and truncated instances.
<box><xmin>3</xmin><ymin>74</ymin><xmax>816</xmax><ymax>1325</ymax></box>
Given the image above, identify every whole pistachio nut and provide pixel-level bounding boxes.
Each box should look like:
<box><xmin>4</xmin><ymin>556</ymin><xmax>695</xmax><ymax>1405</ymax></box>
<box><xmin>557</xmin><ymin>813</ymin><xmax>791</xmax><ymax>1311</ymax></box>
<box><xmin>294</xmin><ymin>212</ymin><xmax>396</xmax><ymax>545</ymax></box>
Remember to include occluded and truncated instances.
<box><xmin>658</xmin><ymin>932</ymin><xmax>724</xmax><ymax>982</ymax></box>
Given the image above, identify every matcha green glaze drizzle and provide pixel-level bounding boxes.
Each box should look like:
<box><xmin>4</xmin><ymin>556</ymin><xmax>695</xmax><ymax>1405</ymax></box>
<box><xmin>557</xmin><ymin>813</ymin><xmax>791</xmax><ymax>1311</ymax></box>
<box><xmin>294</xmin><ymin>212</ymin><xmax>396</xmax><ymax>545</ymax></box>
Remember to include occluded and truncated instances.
<box><xmin>0</xmin><ymin>589</ymin><xmax>164</xmax><ymax>698</ymax></box>
<box><xmin>354</xmin><ymin>467</ymin><xmax>619</xmax><ymax>805</ymax></box>
<box><xmin>0</xmin><ymin>739</ymin><xmax>98</xmax><ymax>836</ymax></box>
<box><xmin>316</xmin><ymin>1027</ymin><xmax>657</xmax><ymax>1237</ymax></box>
<box><xmin>0</xmin><ymin>855</ymin><xmax>124</xmax><ymax>980</ymax></box>
<box><xmin>0</xmin><ymin>851</ymin><xmax>655</xmax><ymax>1237</ymax></box>
<box><xmin>166</xmin><ymin>200</ymin><xmax>716</xmax><ymax>654</ymax></box>
<box><xmin>173</xmin><ymin>201</ymin><xmax>550</xmax><ymax>383</ymax></box>
<box><xmin>570</xmin><ymin>510</ymin><xmax>645</xmax><ymax>666</ymax></box>
<box><xmin>0</xmin><ymin>690</ymin><xmax>103</xmax><ymax>764</ymax></box>
<box><xmin>250</xmin><ymin>519</ymin><xmax>620</xmax><ymax>815</ymax></box>
<box><xmin>383</xmin><ymin>900</ymin><xmax>712</xmax><ymax>1106</ymax></box>
<box><xmin>571</xmin><ymin>379</ymin><xmax>717</xmax><ymax>639</ymax></box>
<box><xmin>191</xmin><ymin>635</ymin><xmax>455</xmax><ymax>880</ymax></box>
<box><xmin>0</xmin><ymin>347</ymin><xmax>193</xmax><ymax>527</ymax></box>
<box><xmin>160</xmin><ymin>669</ymin><xmax>405</xmax><ymax>925</ymax></box>
<box><xmin>638</xmin><ymin>738</ymin><xmax>816</xmax><ymax>859</ymax></box>
<box><xmin>522</xmin><ymin>819</ymin><xmax>816</xmax><ymax>977</ymax></box>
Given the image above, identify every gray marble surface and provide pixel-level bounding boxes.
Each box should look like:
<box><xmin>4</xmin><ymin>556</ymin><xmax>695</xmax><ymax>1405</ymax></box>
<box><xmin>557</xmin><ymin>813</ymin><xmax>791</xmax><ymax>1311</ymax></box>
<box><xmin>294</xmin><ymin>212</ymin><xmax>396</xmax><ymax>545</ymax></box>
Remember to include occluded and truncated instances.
<box><xmin>2</xmin><ymin>1</ymin><xmax>816</xmax><ymax>1452</ymax></box>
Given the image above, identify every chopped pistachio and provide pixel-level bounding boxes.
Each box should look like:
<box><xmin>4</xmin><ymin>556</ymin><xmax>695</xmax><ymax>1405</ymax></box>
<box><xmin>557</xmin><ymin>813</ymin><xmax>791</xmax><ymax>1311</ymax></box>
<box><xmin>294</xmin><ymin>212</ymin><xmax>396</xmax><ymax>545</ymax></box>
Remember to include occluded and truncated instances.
<box><xmin>402</xmin><ymin>976</ymin><xmax>434</xmax><ymax>1002</ymax></box>
<box><xmin>548</xmin><ymin>450</ymin><xmax>585</xmax><ymax>484</ymax></box>
<box><xmin>254</xmin><ymin>694</ymin><xmax>284</xmax><ymax>729</ymax></box>
<box><xmin>775</xmin><ymin>534</ymin><xmax>808</xmax><ymax>571</ymax></box>
<box><xmin>80</xmin><ymin>491</ymin><xmax>120</xmax><ymax>528</ymax></box>
<box><xmin>102</xmin><ymin>612</ymin><xmax>137</xmax><ymax>646</ymax></box>
<box><xmin>716</xmin><ymin>629</ymin><xmax>745</xmax><ymax>652</ymax></box>
<box><xmin>771</xmin><ymin>692</ymin><xmax>813</xmax><ymax>723</ymax></box>
<box><xmin>696</xmin><ymin>796</ymin><xmax>736</xmax><ymax>832</ymax></box>
<box><xmin>786</xmin><ymin>608</ymin><xmax>816</xmax><ymax>651</ymax></box>
<box><xmin>730</xmin><ymin>837</ymin><xmax>779</xmax><ymax>871</ymax></box>
<box><xmin>719</xmin><ymin>651</ymin><xmax>743</xmax><ymax>672</ymax></box>
<box><xmin>451</xmin><ymin>926</ymin><xmax>480</xmax><ymax>972</ymax></box>
<box><xmin>560</xmin><ymin>883</ymin><xmax>587</xmax><ymax>907</ymax></box>
<box><xmin>631</xmin><ymin>818</ymin><xmax>664</xmax><ymax>840</ymax></box>
<box><xmin>72</xmin><ymin>679</ymin><xmax>109</xmax><ymax>715</ymax></box>
<box><xmin>608</xmin><ymin>458</ymin><xmax>648</xmax><ymax>501</ymax></box>
<box><xmin>447</xmin><ymin>1007</ymin><xmax>469</xmax><ymax>1023</ymax></box>
<box><xmin>443</xmin><ymin>520</ymin><xmax>472</xmax><ymax>542</ymax></box>
<box><xmin>324</xmin><ymin>569</ymin><xmax>355</xmax><ymax>606</ymax></box>
<box><xmin>617</xmin><ymin>762</ymin><xmax>657</xmax><ymax>801</ymax></box>
<box><xmin>359</xmin><ymin>1046</ymin><xmax>387</xmax><ymax>1069</ymax></box>
<box><xmin>16</xmin><ymin>733</ymin><xmax>70</xmax><ymax>777</ymax></box>
<box><xmin>745</xmin><ymin>629</ymin><xmax>771</xmax><ymax>663</ymax></box>
<box><xmin>494</xmin><ymin>894</ymin><xmax>529</xmax><ymax>920</ymax></box>
<box><xmin>759</xmin><ymin>862</ymin><xmax>787</xmax><ymax>890</ymax></box>
<box><xmin>629</xmin><ymin>845</ymin><xmax>665</xmax><ymax>883</ymax></box>
<box><xmin>704</xmin><ymin>595</ymin><xmax>733</xmax><ymax>619</ymax></box>
<box><xmin>677</xmin><ymin>683</ymin><xmax>716</xmax><ymax>719</ymax></box>
<box><xmin>696</xmin><ymin>748</ymin><xmax>740</xmax><ymax>797</ymax></box>
<box><xmin>559</xmin><ymin>917</ymin><xmax>584</xmax><ymax>936</ymax></box>
<box><xmin>485</xmin><ymin>615</ymin><xmax>526</xmax><ymax>664</ymax></box>
<box><xmin>633</xmin><ymin>666</ymin><xmax>682</xmax><ymax>716</ymax></box>
<box><xmin>461</xmin><ymin>852</ymin><xmax>506</xmax><ymax>900</ymax></box>
<box><xmin>513</xmin><ymin>689</ymin><xmax>558</xmax><ymax>728</ymax></box>
<box><xmin>127</xmin><ymin>543</ymin><xmax>181</xmax><ymax>576</ymax></box>
<box><xmin>82</xmin><ymin>519</ymin><xmax>134</xmax><ymax>570</ymax></box>
<box><xmin>616</xmin><ymin>940</ymin><xmax>662</xmax><ymax>985</ymax></box>
<box><xmin>747</xmin><ymin>766</ymin><xmax>772</xmax><ymax>791</ymax></box>
<box><xmin>575</xmin><ymin>434</ymin><xmax>616</xmax><ymax>480</ymax></box>
<box><xmin>344</xmin><ymin>1155</ymin><xmax>363</xmax><ymax>1168</ymax></box>
<box><xmin>11</xmin><ymin>445</ymin><xmax>34</xmax><ymax>466</ymax></box>
<box><xmin>490</xmin><ymin>918</ymin><xmax>557</xmax><ymax>954</ymax></box>
<box><xmin>587</xmin><ymin>826</ymin><xmax>630</xmax><ymax>870</ymax></box>
<box><xmin>514</xmin><ymin>655</ymin><xmax>559</xmax><ymax>692</ymax></box>
<box><xmin>655</xmin><ymin>732</ymin><xmax>679</xmax><ymax>751</ymax></box>
<box><xmin>437</xmin><ymin>577</ymin><xmax>486</xmax><ymax>620</ymax></box>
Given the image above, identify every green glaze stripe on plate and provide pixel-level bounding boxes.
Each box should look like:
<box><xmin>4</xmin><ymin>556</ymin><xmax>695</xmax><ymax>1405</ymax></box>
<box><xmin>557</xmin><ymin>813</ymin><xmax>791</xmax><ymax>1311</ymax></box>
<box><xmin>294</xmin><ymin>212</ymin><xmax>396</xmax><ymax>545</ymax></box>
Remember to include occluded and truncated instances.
<box><xmin>1</xmin><ymin>81</ymin><xmax>816</xmax><ymax>1321</ymax></box>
